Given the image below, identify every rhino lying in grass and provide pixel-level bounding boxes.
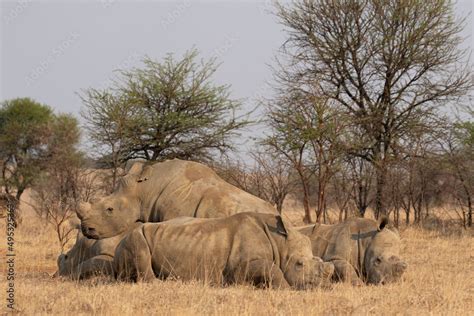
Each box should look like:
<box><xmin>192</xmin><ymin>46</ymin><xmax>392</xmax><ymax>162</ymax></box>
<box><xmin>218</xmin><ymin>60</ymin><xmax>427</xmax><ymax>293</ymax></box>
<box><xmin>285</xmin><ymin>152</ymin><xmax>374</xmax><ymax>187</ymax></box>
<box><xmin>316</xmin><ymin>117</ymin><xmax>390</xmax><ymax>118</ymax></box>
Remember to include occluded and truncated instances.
<box><xmin>114</xmin><ymin>212</ymin><xmax>335</xmax><ymax>289</ymax></box>
<box><xmin>298</xmin><ymin>217</ymin><xmax>407</xmax><ymax>285</ymax></box>
<box><xmin>78</xmin><ymin>159</ymin><xmax>276</xmax><ymax>239</ymax></box>
<box><xmin>56</xmin><ymin>218</ymin><xmax>196</xmax><ymax>279</ymax></box>
<box><xmin>55</xmin><ymin>230</ymin><xmax>122</xmax><ymax>279</ymax></box>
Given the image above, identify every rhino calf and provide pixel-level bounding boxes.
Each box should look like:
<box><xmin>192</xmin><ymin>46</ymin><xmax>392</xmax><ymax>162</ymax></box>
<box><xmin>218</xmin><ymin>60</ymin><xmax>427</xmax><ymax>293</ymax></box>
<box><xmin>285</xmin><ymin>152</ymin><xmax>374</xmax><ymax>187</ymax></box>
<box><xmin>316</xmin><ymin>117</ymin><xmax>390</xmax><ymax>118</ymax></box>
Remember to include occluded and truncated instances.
<box><xmin>114</xmin><ymin>212</ymin><xmax>334</xmax><ymax>289</ymax></box>
<box><xmin>298</xmin><ymin>217</ymin><xmax>407</xmax><ymax>285</ymax></box>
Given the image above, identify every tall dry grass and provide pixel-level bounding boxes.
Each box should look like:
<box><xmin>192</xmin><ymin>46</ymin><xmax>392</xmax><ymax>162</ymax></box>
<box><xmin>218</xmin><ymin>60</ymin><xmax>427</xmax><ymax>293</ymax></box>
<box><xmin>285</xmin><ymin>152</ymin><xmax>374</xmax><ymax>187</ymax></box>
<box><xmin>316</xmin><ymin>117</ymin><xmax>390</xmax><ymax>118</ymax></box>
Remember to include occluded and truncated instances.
<box><xmin>1</xmin><ymin>202</ymin><xmax>473</xmax><ymax>315</ymax></box>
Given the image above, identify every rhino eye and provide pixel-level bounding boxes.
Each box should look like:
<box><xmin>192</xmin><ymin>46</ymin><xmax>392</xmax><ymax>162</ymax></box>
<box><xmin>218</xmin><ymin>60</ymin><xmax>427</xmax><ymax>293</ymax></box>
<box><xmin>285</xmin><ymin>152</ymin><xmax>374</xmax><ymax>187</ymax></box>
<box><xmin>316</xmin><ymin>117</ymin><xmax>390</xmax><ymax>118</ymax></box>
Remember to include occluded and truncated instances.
<box><xmin>296</xmin><ymin>260</ymin><xmax>304</xmax><ymax>266</ymax></box>
<box><xmin>106</xmin><ymin>207</ymin><xmax>114</xmax><ymax>213</ymax></box>
<box><xmin>374</xmin><ymin>257</ymin><xmax>382</xmax><ymax>265</ymax></box>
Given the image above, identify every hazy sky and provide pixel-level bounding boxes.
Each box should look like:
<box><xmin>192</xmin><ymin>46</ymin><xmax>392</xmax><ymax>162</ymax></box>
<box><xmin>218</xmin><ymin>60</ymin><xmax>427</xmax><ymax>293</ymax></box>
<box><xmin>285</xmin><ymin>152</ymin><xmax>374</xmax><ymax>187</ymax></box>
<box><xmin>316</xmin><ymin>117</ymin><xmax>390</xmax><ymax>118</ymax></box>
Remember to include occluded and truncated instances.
<box><xmin>1</xmin><ymin>0</ymin><xmax>473</xmax><ymax>154</ymax></box>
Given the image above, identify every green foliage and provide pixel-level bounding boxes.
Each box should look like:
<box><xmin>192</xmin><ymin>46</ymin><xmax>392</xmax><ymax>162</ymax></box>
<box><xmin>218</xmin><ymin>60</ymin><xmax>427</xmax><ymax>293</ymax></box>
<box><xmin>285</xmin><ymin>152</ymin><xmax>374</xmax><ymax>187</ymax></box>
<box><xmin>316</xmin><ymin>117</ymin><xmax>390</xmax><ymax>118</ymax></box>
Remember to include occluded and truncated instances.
<box><xmin>455</xmin><ymin>121</ymin><xmax>474</xmax><ymax>149</ymax></box>
<box><xmin>81</xmin><ymin>49</ymin><xmax>249</xmax><ymax>163</ymax></box>
<box><xmin>49</xmin><ymin>114</ymin><xmax>83</xmax><ymax>167</ymax></box>
<box><xmin>0</xmin><ymin>98</ymin><xmax>83</xmax><ymax>202</ymax></box>
<box><xmin>0</xmin><ymin>98</ymin><xmax>54</xmax><ymax>199</ymax></box>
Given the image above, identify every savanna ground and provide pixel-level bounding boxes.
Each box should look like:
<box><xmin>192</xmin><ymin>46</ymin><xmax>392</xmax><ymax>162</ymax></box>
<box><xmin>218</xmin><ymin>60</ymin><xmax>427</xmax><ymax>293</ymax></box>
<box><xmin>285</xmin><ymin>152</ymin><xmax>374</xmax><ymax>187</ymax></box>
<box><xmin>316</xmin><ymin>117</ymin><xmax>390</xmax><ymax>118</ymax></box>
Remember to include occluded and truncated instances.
<box><xmin>2</xmin><ymin>195</ymin><xmax>474</xmax><ymax>315</ymax></box>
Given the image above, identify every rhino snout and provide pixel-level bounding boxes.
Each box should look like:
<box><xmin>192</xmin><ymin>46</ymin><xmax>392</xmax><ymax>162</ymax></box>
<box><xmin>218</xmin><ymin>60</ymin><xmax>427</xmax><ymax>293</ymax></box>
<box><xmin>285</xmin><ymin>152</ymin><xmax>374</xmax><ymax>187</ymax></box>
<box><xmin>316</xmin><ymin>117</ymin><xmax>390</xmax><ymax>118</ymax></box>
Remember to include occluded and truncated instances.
<box><xmin>312</xmin><ymin>257</ymin><xmax>334</xmax><ymax>279</ymax></box>
<box><xmin>322</xmin><ymin>262</ymin><xmax>335</xmax><ymax>278</ymax></box>
<box><xmin>81</xmin><ymin>224</ymin><xmax>99</xmax><ymax>239</ymax></box>
<box><xmin>394</xmin><ymin>260</ymin><xmax>408</xmax><ymax>274</ymax></box>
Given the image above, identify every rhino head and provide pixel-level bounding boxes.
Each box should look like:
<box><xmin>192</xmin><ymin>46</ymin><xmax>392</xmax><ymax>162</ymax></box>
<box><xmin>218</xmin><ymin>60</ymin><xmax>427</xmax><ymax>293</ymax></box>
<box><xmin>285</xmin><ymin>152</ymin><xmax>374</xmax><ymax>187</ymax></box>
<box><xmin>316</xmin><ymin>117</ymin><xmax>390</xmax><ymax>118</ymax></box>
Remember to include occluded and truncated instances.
<box><xmin>57</xmin><ymin>253</ymin><xmax>70</xmax><ymax>276</ymax></box>
<box><xmin>56</xmin><ymin>231</ymin><xmax>94</xmax><ymax>277</ymax></box>
<box><xmin>363</xmin><ymin>217</ymin><xmax>407</xmax><ymax>285</ymax></box>
<box><xmin>77</xmin><ymin>161</ymin><xmax>147</xmax><ymax>239</ymax></box>
<box><xmin>77</xmin><ymin>195</ymin><xmax>141</xmax><ymax>239</ymax></box>
<box><xmin>273</xmin><ymin>217</ymin><xmax>335</xmax><ymax>289</ymax></box>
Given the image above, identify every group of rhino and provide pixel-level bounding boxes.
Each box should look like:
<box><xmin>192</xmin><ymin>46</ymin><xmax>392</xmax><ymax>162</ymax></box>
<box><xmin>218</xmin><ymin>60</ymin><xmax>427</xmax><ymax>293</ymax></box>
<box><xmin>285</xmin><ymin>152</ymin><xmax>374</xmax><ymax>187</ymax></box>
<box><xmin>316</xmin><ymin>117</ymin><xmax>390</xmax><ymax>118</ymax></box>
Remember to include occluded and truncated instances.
<box><xmin>56</xmin><ymin>159</ymin><xmax>407</xmax><ymax>289</ymax></box>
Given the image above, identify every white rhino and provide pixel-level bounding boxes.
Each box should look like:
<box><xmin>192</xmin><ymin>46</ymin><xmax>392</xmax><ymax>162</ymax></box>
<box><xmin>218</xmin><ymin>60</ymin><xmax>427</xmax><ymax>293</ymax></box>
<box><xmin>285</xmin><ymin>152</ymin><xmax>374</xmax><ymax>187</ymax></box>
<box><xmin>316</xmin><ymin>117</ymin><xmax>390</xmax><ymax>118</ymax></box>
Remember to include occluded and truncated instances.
<box><xmin>114</xmin><ymin>212</ymin><xmax>335</xmax><ymax>289</ymax></box>
<box><xmin>55</xmin><ymin>230</ymin><xmax>121</xmax><ymax>279</ymax></box>
<box><xmin>78</xmin><ymin>159</ymin><xmax>277</xmax><ymax>239</ymax></box>
<box><xmin>298</xmin><ymin>217</ymin><xmax>407</xmax><ymax>285</ymax></box>
<box><xmin>56</xmin><ymin>218</ymin><xmax>196</xmax><ymax>279</ymax></box>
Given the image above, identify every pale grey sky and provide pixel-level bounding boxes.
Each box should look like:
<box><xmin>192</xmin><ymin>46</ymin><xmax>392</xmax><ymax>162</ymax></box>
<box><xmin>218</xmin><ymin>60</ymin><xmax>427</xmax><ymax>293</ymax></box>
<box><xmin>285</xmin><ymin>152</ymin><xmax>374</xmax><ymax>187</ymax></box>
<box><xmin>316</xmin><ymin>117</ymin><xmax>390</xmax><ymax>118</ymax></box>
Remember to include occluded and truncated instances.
<box><xmin>1</xmin><ymin>0</ymin><xmax>473</xmax><ymax>154</ymax></box>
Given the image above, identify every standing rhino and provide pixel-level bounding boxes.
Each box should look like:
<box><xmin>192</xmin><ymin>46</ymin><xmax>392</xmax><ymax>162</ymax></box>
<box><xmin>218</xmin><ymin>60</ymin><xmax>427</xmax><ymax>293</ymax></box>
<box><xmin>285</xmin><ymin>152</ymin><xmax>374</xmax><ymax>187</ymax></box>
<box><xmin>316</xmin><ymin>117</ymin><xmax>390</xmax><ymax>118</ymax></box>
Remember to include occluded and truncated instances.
<box><xmin>78</xmin><ymin>159</ymin><xmax>277</xmax><ymax>239</ymax></box>
<box><xmin>114</xmin><ymin>212</ymin><xmax>335</xmax><ymax>289</ymax></box>
<box><xmin>298</xmin><ymin>217</ymin><xmax>407</xmax><ymax>285</ymax></box>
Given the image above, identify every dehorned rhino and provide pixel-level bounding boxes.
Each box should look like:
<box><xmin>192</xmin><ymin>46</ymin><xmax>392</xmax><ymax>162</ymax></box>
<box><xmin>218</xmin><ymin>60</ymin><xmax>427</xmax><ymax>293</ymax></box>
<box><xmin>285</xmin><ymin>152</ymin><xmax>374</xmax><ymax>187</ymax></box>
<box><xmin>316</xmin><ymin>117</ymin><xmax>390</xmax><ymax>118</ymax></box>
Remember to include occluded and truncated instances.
<box><xmin>298</xmin><ymin>217</ymin><xmax>407</xmax><ymax>285</ymax></box>
<box><xmin>114</xmin><ymin>212</ymin><xmax>335</xmax><ymax>289</ymax></box>
<box><xmin>78</xmin><ymin>159</ymin><xmax>277</xmax><ymax>239</ymax></box>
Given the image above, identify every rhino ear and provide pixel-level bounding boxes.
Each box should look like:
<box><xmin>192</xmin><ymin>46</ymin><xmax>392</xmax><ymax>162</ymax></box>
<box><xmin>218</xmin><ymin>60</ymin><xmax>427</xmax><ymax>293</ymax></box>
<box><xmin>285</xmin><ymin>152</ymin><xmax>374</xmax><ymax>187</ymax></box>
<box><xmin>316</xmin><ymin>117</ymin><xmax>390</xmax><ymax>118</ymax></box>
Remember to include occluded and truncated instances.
<box><xmin>378</xmin><ymin>216</ymin><xmax>389</xmax><ymax>231</ymax></box>
<box><xmin>275</xmin><ymin>215</ymin><xmax>288</xmax><ymax>237</ymax></box>
<box><xmin>126</xmin><ymin>160</ymin><xmax>146</xmax><ymax>175</ymax></box>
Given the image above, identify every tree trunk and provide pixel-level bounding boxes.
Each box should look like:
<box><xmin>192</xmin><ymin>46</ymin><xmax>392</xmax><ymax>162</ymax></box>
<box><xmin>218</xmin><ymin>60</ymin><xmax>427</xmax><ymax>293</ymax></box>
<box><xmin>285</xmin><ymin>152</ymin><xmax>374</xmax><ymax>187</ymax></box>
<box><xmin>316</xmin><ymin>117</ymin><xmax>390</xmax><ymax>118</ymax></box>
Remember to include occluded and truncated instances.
<box><xmin>414</xmin><ymin>198</ymin><xmax>422</xmax><ymax>224</ymax></box>
<box><xmin>111</xmin><ymin>166</ymin><xmax>118</xmax><ymax>193</ymax></box>
<box><xmin>468</xmin><ymin>195</ymin><xmax>473</xmax><ymax>228</ymax></box>
<box><xmin>457</xmin><ymin>169</ymin><xmax>473</xmax><ymax>228</ymax></box>
<box><xmin>296</xmin><ymin>165</ymin><xmax>312</xmax><ymax>223</ymax></box>
<box><xmin>276</xmin><ymin>197</ymin><xmax>285</xmax><ymax>214</ymax></box>
<box><xmin>15</xmin><ymin>188</ymin><xmax>24</xmax><ymax>201</ymax></box>
<box><xmin>374</xmin><ymin>164</ymin><xmax>387</xmax><ymax>219</ymax></box>
<box><xmin>394</xmin><ymin>208</ymin><xmax>399</xmax><ymax>228</ymax></box>
<box><xmin>316</xmin><ymin>183</ymin><xmax>326</xmax><ymax>223</ymax></box>
<box><xmin>302</xmin><ymin>181</ymin><xmax>312</xmax><ymax>223</ymax></box>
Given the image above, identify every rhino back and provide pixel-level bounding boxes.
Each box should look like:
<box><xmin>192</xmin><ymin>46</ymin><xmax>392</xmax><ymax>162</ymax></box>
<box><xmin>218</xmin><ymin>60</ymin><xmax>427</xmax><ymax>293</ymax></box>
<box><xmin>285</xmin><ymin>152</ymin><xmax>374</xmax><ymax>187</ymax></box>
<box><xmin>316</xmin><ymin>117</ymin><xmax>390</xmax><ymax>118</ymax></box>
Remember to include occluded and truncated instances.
<box><xmin>142</xmin><ymin>213</ymin><xmax>272</xmax><ymax>282</ymax></box>
<box><xmin>135</xmin><ymin>159</ymin><xmax>276</xmax><ymax>221</ymax></box>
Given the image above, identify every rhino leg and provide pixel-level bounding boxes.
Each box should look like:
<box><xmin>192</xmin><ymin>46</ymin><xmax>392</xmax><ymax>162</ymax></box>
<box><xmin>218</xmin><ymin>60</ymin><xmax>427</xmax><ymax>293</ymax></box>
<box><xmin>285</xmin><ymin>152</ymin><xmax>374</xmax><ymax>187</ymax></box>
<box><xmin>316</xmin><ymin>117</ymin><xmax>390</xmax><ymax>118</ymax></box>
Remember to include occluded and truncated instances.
<box><xmin>330</xmin><ymin>259</ymin><xmax>364</xmax><ymax>286</ymax></box>
<box><xmin>75</xmin><ymin>255</ymin><xmax>114</xmax><ymax>279</ymax></box>
<box><xmin>268</xmin><ymin>267</ymin><xmax>290</xmax><ymax>290</ymax></box>
<box><xmin>134</xmin><ymin>257</ymin><xmax>155</xmax><ymax>282</ymax></box>
<box><xmin>115</xmin><ymin>230</ymin><xmax>155</xmax><ymax>282</ymax></box>
<box><xmin>239</xmin><ymin>259</ymin><xmax>290</xmax><ymax>289</ymax></box>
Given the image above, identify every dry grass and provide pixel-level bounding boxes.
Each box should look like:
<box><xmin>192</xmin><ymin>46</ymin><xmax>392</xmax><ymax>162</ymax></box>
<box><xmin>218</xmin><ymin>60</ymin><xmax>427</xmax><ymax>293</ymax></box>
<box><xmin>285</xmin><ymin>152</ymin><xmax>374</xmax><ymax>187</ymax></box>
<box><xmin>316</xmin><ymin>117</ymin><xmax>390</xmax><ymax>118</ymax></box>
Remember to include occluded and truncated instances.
<box><xmin>2</xmin><ymin>203</ymin><xmax>474</xmax><ymax>315</ymax></box>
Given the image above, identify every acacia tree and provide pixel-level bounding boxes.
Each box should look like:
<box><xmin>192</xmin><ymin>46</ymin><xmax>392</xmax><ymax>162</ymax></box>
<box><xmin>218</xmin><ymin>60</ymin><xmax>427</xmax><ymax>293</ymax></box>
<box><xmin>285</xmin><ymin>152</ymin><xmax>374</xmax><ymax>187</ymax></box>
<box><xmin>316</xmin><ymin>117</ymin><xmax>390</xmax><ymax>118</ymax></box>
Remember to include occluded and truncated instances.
<box><xmin>81</xmin><ymin>49</ymin><xmax>249</xmax><ymax>166</ymax></box>
<box><xmin>264</xmin><ymin>89</ymin><xmax>314</xmax><ymax>222</ymax></box>
<box><xmin>0</xmin><ymin>98</ymin><xmax>53</xmax><ymax>200</ymax></box>
<box><xmin>80</xmin><ymin>91</ymin><xmax>131</xmax><ymax>192</ymax></box>
<box><xmin>264</xmin><ymin>77</ymin><xmax>347</xmax><ymax>223</ymax></box>
<box><xmin>275</xmin><ymin>0</ymin><xmax>473</xmax><ymax>218</ymax></box>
